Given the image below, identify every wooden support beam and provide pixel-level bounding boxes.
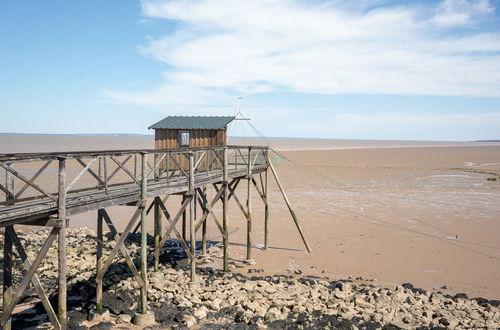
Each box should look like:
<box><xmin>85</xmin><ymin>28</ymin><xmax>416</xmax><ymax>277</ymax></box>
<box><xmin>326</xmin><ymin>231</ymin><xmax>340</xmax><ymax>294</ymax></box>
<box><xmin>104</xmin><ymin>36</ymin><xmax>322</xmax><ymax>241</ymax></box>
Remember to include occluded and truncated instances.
<box><xmin>96</xmin><ymin>210</ymin><xmax>103</xmax><ymax>313</ymax></box>
<box><xmin>264</xmin><ymin>170</ymin><xmax>269</xmax><ymax>250</ymax></box>
<box><xmin>6</xmin><ymin>227</ymin><xmax>61</xmax><ymax>329</ymax></box>
<box><xmin>96</xmin><ymin>207</ymin><xmax>142</xmax><ymax>281</ymax></box>
<box><xmin>100</xmin><ymin>210</ymin><xmax>144</xmax><ymax>287</ymax></box>
<box><xmin>195</xmin><ymin>188</ymin><xmax>226</xmax><ymax>239</ymax></box>
<box><xmin>2</xmin><ymin>226</ymin><xmax>13</xmax><ymax>330</ymax></box>
<box><xmin>188</xmin><ymin>152</ymin><xmax>197</xmax><ymax>284</ymax></box>
<box><xmin>140</xmin><ymin>153</ymin><xmax>148</xmax><ymax>315</ymax></box>
<box><xmin>57</xmin><ymin>157</ymin><xmax>68</xmax><ymax>329</ymax></box>
<box><xmin>0</xmin><ymin>227</ymin><xmax>58</xmax><ymax>328</ymax></box>
<box><xmin>222</xmin><ymin>148</ymin><xmax>229</xmax><ymax>272</ymax></box>
<box><xmin>154</xmin><ymin>197</ymin><xmax>162</xmax><ymax>272</ymax></box>
<box><xmin>246</xmin><ymin>148</ymin><xmax>253</xmax><ymax>263</ymax></box>
<box><xmin>182</xmin><ymin>194</ymin><xmax>187</xmax><ymax>241</ymax></box>
<box><xmin>201</xmin><ymin>186</ymin><xmax>207</xmax><ymax>256</ymax></box>
<box><xmin>267</xmin><ymin>157</ymin><xmax>312</xmax><ymax>253</ymax></box>
<box><xmin>156</xmin><ymin>197</ymin><xmax>193</xmax><ymax>260</ymax></box>
<box><xmin>194</xmin><ymin>183</ymin><xmax>226</xmax><ymax>232</ymax></box>
<box><xmin>251</xmin><ymin>174</ymin><xmax>269</xmax><ymax>250</ymax></box>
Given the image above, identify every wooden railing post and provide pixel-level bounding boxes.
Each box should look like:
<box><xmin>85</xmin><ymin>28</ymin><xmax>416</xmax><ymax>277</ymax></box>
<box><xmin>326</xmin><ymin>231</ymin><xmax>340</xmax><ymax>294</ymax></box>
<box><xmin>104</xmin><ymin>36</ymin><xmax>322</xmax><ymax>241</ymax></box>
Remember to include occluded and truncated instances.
<box><xmin>57</xmin><ymin>157</ymin><xmax>67</xmax><ymax>329</ymax></box>
<box><xmin>153</xmin><ymin>153</ymin><xmax>162</xmax><ymax>272</ymax></box>
<box><xmin>222</xmin><ymin>148</ymin><xmax>229</xmax><ymax>272</ymax></box>
<box><xmin>188</xmin><ymin>152</ymin><xmax>197</xmax><ymax>284</ymax></box>
<box><xmin>264</xmin><ymin>148</ymin><xmax>269</xmax><ymax>250</ymax></box>
<box><xmin>140</xmin><ymin>152</ymin><xmax>148</xmax><ymax>315</ymax></box>
<box><xmin>246</xmin><ymin>147</ymin><xmax>254</xmax><ymax>263</ymax></box>
<box><xmin>4</xmin><ymin>162</ymin><xmax>14</xmax><ymax>205</ymax></box>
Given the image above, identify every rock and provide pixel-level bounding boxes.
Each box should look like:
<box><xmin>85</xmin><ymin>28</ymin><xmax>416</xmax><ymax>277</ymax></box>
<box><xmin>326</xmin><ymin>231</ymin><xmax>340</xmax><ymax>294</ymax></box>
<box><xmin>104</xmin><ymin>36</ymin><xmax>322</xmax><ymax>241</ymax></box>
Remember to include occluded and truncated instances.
<box><xmin>194</xmin><ymin>306</ymin><xmax>208</xmax><ymax>319</ymax></box>
<box><xmin>181</xmin><ymin>311</ymin><xmax>197</xmax><ymax>327</ymax></box>
<box><xmin>132</xmin><ymin>311</ymin><xmax>155</xmax><ymax>326</ymax></box>
<box><xmin>116</xmin><ymin>314</ymin><xmax>132</xmax><ymax>324</ymax></box>
<box><xmin>242</xmin><ymin>281</ymin><xmax>257</xmax><ymax>291</ymax></box>
<box><xmin>210</xmin><ymin>297</ymin><xmax>223</xmax><ymax>310</ymax></box>
<box><xmin>88</xmin><ymin>309</ymin><xmax>110</xmax><ymax>323</ymax></box>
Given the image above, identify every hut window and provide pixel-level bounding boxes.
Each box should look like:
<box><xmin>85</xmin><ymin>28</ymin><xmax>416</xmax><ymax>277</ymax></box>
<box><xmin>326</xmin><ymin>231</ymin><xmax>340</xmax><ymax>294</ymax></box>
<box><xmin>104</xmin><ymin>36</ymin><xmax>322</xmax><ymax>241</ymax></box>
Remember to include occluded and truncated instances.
<box><xmin>179</xmin><ymin>131</ymin><xmax>190</xmax><ymax>147</ymax></box>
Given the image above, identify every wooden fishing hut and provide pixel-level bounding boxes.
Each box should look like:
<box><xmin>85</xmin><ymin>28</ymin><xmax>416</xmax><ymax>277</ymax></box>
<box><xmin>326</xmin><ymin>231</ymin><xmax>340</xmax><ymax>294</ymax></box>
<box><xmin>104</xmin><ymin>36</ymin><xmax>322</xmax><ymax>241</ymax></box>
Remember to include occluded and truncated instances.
<box><xmin>149</xmin><ymin>116</ymin><xmax>234</xmax><ymax>149</ymax></box>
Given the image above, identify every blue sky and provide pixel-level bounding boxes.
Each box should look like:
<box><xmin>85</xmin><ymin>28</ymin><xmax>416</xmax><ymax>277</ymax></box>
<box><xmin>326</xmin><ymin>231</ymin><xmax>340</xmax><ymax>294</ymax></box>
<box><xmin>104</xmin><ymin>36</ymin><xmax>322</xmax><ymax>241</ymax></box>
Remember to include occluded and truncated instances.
<box><xmin>1</xmin><ymin>0</ymin><xmax>499</xmax><ymax>140</ymax></box>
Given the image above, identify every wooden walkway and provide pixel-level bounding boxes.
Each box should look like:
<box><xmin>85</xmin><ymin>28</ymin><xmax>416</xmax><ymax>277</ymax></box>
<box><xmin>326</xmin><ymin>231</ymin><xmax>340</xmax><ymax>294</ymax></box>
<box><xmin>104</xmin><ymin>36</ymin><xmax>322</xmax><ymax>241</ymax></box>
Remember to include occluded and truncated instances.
<box><xmin>0</xmin><ymin>145</ymin><xmax>310</xmax><ymax>329</ymax></box>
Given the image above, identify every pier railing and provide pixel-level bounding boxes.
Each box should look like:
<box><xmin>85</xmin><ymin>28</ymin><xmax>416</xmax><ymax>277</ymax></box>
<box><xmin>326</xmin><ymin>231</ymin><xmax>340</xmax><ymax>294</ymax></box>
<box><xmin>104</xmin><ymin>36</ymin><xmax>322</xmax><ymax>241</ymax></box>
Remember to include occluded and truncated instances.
<box><xmin>0</xmin><ymin>146</ymin><xmax>268</xmax><ymax>225</ymax></box>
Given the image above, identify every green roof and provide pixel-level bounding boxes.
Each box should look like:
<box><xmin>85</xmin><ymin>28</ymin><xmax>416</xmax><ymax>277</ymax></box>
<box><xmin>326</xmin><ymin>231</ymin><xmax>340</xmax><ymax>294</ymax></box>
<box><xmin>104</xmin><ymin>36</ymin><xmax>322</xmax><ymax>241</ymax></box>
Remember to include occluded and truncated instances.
<box><xmin>148</xmin><ymin>116</ymin><xmax>235</xmax><ymax>130</ymax></box>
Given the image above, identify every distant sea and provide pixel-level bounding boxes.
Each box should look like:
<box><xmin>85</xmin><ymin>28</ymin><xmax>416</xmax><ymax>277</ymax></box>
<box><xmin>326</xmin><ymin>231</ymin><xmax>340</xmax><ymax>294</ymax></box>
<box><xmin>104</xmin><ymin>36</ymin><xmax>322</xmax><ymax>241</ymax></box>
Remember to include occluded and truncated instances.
<box><xmin>1</xmin><ymin>134</ymin><xmax>499</xmax><ymax>154</ymax></box>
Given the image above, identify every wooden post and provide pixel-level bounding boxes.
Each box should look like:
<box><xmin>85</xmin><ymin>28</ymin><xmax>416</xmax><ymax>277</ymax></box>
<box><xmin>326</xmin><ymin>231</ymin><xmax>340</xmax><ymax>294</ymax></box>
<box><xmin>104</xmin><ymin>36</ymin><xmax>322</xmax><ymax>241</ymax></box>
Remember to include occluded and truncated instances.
<box><xmin>182</xmin><ymin>194</ymin><xmax>187</xmax><ymax>241</ymax></box>
<box><xmin>222</xmin><ymin>148</ymin><xmax>229</xmax><ymax>272</ymax></box>
<box><xmin>246</xmin><ymin>147</ymin><xmax>253</xmax><ymax>263</ymax></box>
<box><xmin>267</xmin><ymin>157</ymin><xmax>312</xmax><ymax>253</ymax></box>
<box><xmin>57</xmin><ymin>157</ymin><xmax>67</xmax><ymax>329</ymax></box>
<box><xmin>140</xmin><ymin>153</ymin><xmax>148</xmax><ymax>315</ymax></box>
<box><xmin>2</xmin><ymin>225</ymin><xmax>13</xmax><ymax>330</ymax></box>
<box><xmin>4</xmin><ymin>163</ymin><xmax>13</xmax><ymax>205</ymax></box>
<box><xmin>188</xmin><ymin>152</ymin><xmax>197</xmax><ymax>284</ymax></box>
<box><xmin>154</xmin><ymin>198</ymin><xmax>161</xmax><ymax>272</ymax></box>
<box><xmin>264</xmin><ymin>168</ymin><xmax>269</xmax><ymax>250</ymax></box>
<box><xmin>2</xmin><ymin>166</ymin><xmax>14</xmax><ymax>328</ymax></box>
<box><xmin>96</xmin><ymin>210</ymin><xmax>103</xmax><ymax>313</ymax></box>
<box><xmin>201</xmin><ymin>186</ymin><xmax>207</xmax><ymax>256</ymax></box>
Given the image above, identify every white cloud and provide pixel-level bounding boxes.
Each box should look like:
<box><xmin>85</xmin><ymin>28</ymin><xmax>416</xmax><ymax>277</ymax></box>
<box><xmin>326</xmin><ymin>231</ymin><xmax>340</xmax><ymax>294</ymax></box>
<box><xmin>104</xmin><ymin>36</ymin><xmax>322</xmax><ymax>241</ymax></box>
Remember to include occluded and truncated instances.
<box><xmin>102</xmin><ymin>0</ymin><xmax>500</xmax><ymax>125</ymax></box>
<box><xmin>432</xmin><ymin>0</ymin><xmax>494</xmax><ymax>26</ymax></box>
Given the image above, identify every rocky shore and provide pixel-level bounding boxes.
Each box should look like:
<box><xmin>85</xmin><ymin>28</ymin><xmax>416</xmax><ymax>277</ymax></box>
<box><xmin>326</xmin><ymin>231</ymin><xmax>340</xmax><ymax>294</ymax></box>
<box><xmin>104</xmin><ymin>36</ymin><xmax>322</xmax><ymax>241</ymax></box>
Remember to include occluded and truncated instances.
<box><xmin>1</xmin><ymin>227</ymin><xmax>499</xmax><ymax>329</ymax></box>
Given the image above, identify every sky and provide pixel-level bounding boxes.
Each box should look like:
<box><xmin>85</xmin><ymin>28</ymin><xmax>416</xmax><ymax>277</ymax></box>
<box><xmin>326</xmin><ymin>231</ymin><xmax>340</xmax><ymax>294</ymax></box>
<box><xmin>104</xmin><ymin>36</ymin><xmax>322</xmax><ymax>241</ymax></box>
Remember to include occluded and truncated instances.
<box><xmin>1</xmin><ymin>0</ymin><xmax>499</xmax><ymax>141</ymax></box>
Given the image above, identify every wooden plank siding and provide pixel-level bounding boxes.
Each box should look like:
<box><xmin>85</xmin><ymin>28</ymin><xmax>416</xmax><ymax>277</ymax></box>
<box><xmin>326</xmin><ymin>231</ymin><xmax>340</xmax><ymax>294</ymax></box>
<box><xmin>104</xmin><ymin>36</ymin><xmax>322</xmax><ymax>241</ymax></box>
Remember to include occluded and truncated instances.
<box><xmin>154</xmin><ymin>129</ymin><xmax>227</xmax><ymax>171</ymax></box>
<box><xmin>154</xmin><ymin>129</ymin><xmax>226</xmax><ymax>149</ymax></box>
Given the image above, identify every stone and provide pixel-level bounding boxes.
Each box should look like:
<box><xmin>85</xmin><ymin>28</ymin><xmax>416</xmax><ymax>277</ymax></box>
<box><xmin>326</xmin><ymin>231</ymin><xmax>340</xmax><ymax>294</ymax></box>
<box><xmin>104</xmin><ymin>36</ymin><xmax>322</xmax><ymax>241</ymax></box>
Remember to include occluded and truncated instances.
<box><xmin>133</xmin><ymin>311</ymin><xmax>155</xmax><ymax>326</ymax></box>
<box><xmin>88</xmin><ymin>309</ymin><xmax>110</xmax><ymax>323</ymax></box>
<box><xmin>194</xmin><ymin>306</ymin><xmax>208</xmax><ymax>319</ymax></box>
<box><xmin>116</xmin><ymin>314</ymin><xmax>132</xmax><ymax>324</ymax></box>
<box><xmin>242</xmin><ymin>281</ymin><xmax>257</xmax><ymax>291</ymax></box>
<box><xmin>211</xmin><ymin>297</ymin><xmax>223</xmax><ymax>310</ymax></box>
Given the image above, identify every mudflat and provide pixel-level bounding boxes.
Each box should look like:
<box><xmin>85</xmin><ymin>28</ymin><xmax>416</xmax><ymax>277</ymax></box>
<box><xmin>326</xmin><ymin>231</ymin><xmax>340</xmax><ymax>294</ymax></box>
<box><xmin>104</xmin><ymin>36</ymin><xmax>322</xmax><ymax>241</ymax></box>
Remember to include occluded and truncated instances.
<box><xmin>2</xmin><ymin>135</ymin><xmax>499</xmax><ymax>299</ymax></box>
<box><xmin>235</xmin><ymin>145</ymin><xmax>500</xmax><ymax>300</ymax></box>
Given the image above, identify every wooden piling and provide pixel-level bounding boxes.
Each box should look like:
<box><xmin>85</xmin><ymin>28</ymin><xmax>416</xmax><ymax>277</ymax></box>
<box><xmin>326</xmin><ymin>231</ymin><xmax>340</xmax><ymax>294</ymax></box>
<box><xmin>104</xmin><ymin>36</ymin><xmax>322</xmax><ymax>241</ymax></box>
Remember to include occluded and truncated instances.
<box><xmin>246</xmin><ymin>148</ymin><xmax>253</xmax><ymax>262</ymax></box>
<box><xmin>201</xmin><ymin>186</ymin><xmax>207</xmax><ymax>256</ymax></box>
<box><xmin>2</xmin><ymin>225</ymin><xmax>13</xmax><ymax>330</ymax></box>
<box><xmin>154</xmin><ymin>198</ymin><xmax>161</xmax><ymax>272</ymax></box>
<box><xmin>2</xmin><ymin>168</ymin><xmax>13</xmax><ymax>329</ymax></box>
<box><xmin>96</xmin><ymin>210</ymin><xmax>103</xmax><ymax>313</ymax></box>
<box><xmin>222</xmin><ymin>148</ymin><xmax>229</xmax><ymax>272</ymax></box>
<box><xmin>57</xmin><ymin>157</ymin><xmax>68</xmax><ymax>329</ymax></box>
<box><xmin>140</xmin><ymin>153</ymin><xmax>148</xmax><ymax>315</ymax></box>
<box><xmin>264</xmin><ymin>169</ymin><xmax>269</xmax><ymax>250</ymax></box>
<box><xmin>182</xmin><ymin>194</ymin><xmax>187</xmax><ymax>241</ymax></box>
<box><xmin>188</xmin><ymin>152</ymin><xmax>197</xmax><ymax>283</ymax></box>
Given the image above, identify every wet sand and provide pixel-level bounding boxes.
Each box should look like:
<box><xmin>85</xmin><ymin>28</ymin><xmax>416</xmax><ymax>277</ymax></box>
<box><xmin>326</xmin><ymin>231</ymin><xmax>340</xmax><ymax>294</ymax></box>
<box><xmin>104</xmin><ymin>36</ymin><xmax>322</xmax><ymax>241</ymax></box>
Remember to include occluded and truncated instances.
<box><xmin>2</xmin><ymin>135</ymin><xmax>499</xmax><ymax>299</ymax></box>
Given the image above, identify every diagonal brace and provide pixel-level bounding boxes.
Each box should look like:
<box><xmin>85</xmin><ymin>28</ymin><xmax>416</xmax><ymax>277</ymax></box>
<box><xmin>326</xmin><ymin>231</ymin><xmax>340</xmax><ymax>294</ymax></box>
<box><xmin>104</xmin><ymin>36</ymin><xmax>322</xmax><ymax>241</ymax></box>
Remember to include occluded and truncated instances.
<box><xmin>1</xmin><ymin>227</ymin><xmax>58</xmax><ymax>327</ymax></box>
<box><xmin>99</xmin><ymin>209</ymin><xmax>144</xmax><ymax>287</ymax></box>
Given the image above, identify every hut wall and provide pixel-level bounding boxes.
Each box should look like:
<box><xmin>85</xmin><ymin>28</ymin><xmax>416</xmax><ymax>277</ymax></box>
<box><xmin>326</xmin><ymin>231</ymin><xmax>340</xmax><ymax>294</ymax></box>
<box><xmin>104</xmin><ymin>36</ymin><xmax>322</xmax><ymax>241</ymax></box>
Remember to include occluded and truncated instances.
<box><xmin>154</xmin><ymin>129</ymin><xmax>226</xmax><ymax>149</ymax></box>
<box><xmin>154</xmin><ymin>128</ymin><xmax>227</xmax><ymax>172</ymax></box>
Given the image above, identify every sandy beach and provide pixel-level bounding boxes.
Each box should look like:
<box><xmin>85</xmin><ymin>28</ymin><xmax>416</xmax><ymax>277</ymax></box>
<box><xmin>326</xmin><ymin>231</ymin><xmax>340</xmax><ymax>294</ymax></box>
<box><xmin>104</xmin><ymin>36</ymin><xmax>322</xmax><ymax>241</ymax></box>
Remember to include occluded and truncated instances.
<box><xmin>2</xmin><ymin>135</ymin><xmax>499</xmax><ymax>301</ymax></box>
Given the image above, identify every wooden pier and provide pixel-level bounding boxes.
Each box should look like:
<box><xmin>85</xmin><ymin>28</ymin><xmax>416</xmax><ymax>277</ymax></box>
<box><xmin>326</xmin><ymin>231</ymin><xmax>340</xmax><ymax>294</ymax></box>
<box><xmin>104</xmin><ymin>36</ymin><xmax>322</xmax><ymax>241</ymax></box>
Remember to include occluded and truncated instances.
<box><xmin>0</xmin><ymin>145</ymin><xmax>310</xmax><ymax>329</ymax></box>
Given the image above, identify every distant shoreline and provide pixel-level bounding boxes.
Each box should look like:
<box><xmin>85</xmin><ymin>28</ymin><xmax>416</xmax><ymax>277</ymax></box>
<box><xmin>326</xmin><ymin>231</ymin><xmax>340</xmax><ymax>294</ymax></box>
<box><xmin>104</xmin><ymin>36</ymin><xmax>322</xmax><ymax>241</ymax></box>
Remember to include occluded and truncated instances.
<box><xmin>2</xmin><ymin>132</ymin><xmax>497</xmax><ymax>143</ymax></box>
